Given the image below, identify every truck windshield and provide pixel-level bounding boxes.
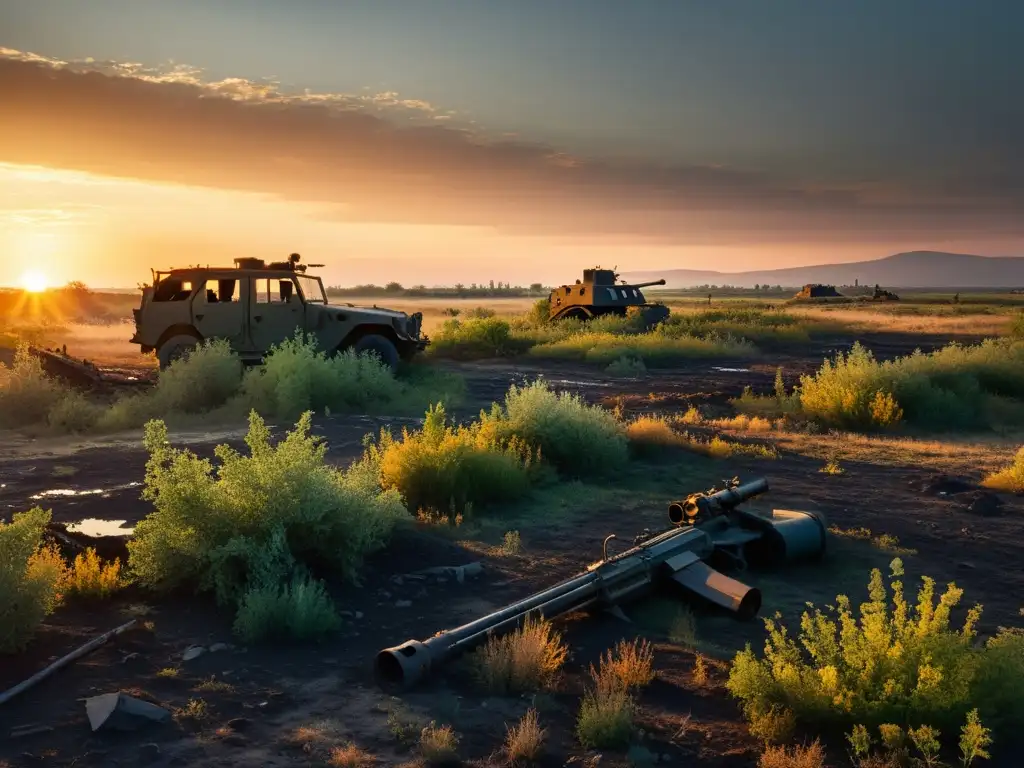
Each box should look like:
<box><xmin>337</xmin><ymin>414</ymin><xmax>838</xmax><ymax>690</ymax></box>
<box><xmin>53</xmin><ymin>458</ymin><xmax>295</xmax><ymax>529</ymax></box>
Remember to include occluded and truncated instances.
<box><xmin>296</xmin><ymin>275</ymin><xmax>327</xmax><ymax>303</ymax></box>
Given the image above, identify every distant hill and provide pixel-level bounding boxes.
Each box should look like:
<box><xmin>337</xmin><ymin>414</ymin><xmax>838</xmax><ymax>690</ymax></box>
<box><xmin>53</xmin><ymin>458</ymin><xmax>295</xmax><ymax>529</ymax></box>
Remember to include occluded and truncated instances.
<box><xmin>622</xmin><ymin>251</ymin><xmax>1024</xmax><ymax>289</ymax></box>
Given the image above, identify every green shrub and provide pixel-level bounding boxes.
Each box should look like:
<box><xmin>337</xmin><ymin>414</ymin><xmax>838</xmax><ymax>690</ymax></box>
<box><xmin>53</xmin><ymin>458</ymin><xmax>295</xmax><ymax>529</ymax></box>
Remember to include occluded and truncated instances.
<box><xmin>736</xmin><ymin>339</ymin><xmax>1024</xmax><ymax>431</ymax></box>
<box><xmin>128</xmin><ymin>410</ymin><xmax>406</xmax><ymax>641</ymax></box>
<box><xmin>726</xmin><ymin>558</ymin><xmax>1024</xmax><ymax>745</ymax></box>
<box><xmin>233</xmin><ymin>573</ymin><xmax>341</xmax><ymax>643</ymax></box>
<box><xmin>240</xmin><ymin>332</ymin><xmax>404</xmax><ymax>418</ymax></box>
<box><xmin>100</xmin><ymin>338</ymin><xmax>243</xmax><ymax>429</ymax></box>
<box><xmin>478</xmin><ymin>380</ymin><xmax>628</xmax><ymax>478</ymax></box>
<box><xmin>606</xmin><ymin>356</ymin><xmax>647</xmax><ymax>378</ymax></box>
<box><xmin>0</xmin><ymin>507</ymin><xmax>68</xmax><ymax>652</ymax></box>
<box><xmin>365</xmin><ymin>402</ymin><xmax>538</xmax><ymax>518</ymax></box>
<box><xmin>428</xmin><ymin>317</ymin><xmax>533</xmax><ymax>359</ymax></box>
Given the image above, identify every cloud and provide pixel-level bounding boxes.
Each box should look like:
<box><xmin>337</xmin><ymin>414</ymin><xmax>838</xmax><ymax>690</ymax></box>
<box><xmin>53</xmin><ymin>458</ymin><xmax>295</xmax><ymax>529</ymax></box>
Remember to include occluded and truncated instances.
<box><xmin>0</xmin><ymin>47</ymin><xmax>1022</xmax><ymax>244</ymax></box>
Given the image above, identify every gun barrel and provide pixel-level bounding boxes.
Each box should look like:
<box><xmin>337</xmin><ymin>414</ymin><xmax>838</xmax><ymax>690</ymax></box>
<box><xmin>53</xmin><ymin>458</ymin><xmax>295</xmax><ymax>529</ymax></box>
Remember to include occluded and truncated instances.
<box><xmin>632</xmin><ymin>279</ymin><xmax>667</xmax><ymax>289</ymax></box>
<box><xmin>375</xmin><ymin>568</ymin><xmax>603</xmax><ymax>687</ymax></box>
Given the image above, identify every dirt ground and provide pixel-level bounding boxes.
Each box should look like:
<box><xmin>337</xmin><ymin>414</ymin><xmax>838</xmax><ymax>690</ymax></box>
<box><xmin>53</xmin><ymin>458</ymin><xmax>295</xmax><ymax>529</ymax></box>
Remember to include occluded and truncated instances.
<box><xmin>1</xmin><ymin>325</ymin><xmax>1023</xmax><ymax>767</ymax></box>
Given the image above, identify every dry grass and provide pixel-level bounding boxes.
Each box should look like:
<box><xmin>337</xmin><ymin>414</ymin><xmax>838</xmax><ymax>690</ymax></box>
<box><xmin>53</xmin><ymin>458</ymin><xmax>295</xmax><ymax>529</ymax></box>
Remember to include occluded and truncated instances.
<box><xmin>418</xmin><ymin>722</ymin><xmax>460</xmax><ymax>766</ymax></box>
<box><xmin>772</xmin><ymin>428</ymin><xmax>1022</xmax><ymax>473</ymax></box>
<box><xmin>600</xmin><ymin>638</ymin><xmax>655</xmax><ymax>689</ymax></box>
<box><xmin>503</xmin><ymin>708</ymin><xmax>546</xmax><ymax>763</ymax></box>
<box><xmin>788</xmin><ymin>305</ymin><xmax>1013</xmax><ymax>336</ymax></box>
<box><xmin>692</xmin><ymin>654</ymin><xmax>710</xmax><ymax>687</ymax></box>
<box><xmin>156</xmin><ymin>667</ymin><xmax>179</xmax><ymax>678</ymax></box>
<box><xmin>329</xmin><ymin>743</ymin><xmax>377</xmax><ymax>767</ymax></box>
<box><xmin>626</xmin><ymin>414</ymin><xmax>778</xmax><ymax>459</ymax></box>
<box><xmin>174</xmin><ymin>698</ymin><xmax>209</xmax><ymax>721</ymax></box>
<box><xmin>576</xmin><ymin>638</ymin><xmax>657</xmax><ymax>749</ymax></box>
<box><xmin>61</xmin><ymin>548</ymin><xmax>124</xmax><ymax>599</ymax></box>
<box><xmin>757</xmin><ymin>740</ymin><xmax>826</xmax><ymax>768</ymax></box>
<box><xmin>470</xmin><ymin>614</ymin><xmax>569</xmax><ymax>694</ymax></box>
<box><xmin>194</xmin><ymin>676</ymin><xmax>235</xmax><ymax>694</ymax></box>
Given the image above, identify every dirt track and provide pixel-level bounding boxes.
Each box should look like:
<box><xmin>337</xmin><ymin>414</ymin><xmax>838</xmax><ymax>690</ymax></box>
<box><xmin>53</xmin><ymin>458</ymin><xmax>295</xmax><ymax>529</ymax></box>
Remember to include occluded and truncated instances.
<box><xmin>1</xmin><ymin>330</ymin><xmax>1022</xmax><ymax>767</ymax></box>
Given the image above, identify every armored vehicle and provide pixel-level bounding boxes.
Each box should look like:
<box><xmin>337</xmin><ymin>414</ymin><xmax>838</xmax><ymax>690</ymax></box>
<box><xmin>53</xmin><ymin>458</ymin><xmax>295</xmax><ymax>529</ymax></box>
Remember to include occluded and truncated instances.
<box><xmin>131</xmin><ymin>254</ymin><xmax>427</xmax><ymax>370</ymax></box>
<box><xmin>548</xmin><ymin>267</ymin><xmax>669</xmax><ymax>325</ymax></box>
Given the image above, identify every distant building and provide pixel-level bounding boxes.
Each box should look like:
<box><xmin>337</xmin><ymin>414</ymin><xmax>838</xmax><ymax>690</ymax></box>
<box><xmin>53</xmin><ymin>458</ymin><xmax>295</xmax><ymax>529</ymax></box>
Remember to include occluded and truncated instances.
<box><xmin>794</xmin><ymin>283</ymin><xmax>844</xmax><ymax>299</ymax></box>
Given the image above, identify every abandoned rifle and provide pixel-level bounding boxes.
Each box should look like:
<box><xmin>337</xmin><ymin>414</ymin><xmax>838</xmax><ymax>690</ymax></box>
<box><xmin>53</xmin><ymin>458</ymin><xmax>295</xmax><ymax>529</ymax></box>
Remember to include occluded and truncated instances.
<box><xmin>375</xmin><ymin>477</ymin><xmax>827</xmax><ymax>688</ymax></box>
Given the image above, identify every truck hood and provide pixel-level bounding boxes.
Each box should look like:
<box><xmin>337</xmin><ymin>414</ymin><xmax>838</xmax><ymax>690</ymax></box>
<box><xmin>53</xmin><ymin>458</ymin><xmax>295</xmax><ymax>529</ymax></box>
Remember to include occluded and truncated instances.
<box><xmin>325</xmin><ymin>304</ymin><xmax>406</xmax><ymax>321</ymax></box>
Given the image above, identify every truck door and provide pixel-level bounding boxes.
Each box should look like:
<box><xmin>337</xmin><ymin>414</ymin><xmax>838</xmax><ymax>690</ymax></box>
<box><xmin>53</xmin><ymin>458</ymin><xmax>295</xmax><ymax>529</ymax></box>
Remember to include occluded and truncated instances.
<box><xmin>249</xmin><ymin>277</ymin><xmax>303</xmax><ymax>351</ymax></box>
<box><xmin>192</xmin><ymin>277</ymin><xmax>247</xmax><ymax>349</ymax></box>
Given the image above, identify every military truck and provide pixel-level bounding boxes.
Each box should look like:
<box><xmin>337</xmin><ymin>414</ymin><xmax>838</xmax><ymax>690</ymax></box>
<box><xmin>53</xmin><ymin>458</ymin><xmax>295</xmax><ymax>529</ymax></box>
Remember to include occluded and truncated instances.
<box><xmin>130</xmin><ymin>254</ymin><xmax>427</xmax><ymax>370</ymax></box>
<box><xmin>548</xmin><ymin>267</ymin><xmax>669</xmax><ymax>325</ymax></box>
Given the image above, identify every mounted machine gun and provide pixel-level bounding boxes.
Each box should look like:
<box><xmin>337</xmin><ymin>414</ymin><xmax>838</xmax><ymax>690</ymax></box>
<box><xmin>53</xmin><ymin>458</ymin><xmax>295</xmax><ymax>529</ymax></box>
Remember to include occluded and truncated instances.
<box><xmin>375</xmin><ymin>477</ymin><xmax>827</xmax><ymax>688</ymax></box>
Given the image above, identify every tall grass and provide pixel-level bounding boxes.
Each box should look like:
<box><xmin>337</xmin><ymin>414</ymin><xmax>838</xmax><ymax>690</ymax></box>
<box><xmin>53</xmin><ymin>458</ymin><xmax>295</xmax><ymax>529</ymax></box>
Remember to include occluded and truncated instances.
<box><xmin>428</xmin><ymin>306</ymin><xmax>827</xmax><ymax>364</ymax></box>
<box><xmin>735</xmin><ymin>340</ymin><xmax>1024</xmax><ymax>431</ymax></box>
<box><xmin>128</xmin><ymin>410</ymin><xmax>407</xmax><ymax>642</ymax></box>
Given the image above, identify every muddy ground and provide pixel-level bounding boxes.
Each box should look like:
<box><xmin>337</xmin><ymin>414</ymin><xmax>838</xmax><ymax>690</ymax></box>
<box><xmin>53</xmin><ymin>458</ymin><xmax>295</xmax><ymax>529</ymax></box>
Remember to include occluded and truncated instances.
<box><xmin>1</xmin><ymin>329</ymin><xmax>1023</xmax><ymax>767</ymax></box>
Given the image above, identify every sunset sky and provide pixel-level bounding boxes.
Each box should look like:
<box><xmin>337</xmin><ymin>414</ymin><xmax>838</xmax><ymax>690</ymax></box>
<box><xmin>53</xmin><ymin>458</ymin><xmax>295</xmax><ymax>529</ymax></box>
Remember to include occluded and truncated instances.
<box><xmin>1</xmin><ymin>0</ymin><xmax>1023</xmax><ymax>288</ymax></box>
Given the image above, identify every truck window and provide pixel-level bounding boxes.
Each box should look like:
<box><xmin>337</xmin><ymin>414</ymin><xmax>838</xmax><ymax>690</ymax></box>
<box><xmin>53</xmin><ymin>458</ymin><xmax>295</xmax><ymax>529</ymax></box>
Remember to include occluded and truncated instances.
<box><xmin>254</xmin><ymin>278</ymin><xmax>296</xmax><ymax>304</ymax></box>
<box><xmin>201</xmin><ymin>279</ymin><xmax>241</xmax><ymax>303</ymax></box>
<box><xmin>153</xmin><ymin>279</ymin><xmax>193</xmax><ymax>302</ymax></box>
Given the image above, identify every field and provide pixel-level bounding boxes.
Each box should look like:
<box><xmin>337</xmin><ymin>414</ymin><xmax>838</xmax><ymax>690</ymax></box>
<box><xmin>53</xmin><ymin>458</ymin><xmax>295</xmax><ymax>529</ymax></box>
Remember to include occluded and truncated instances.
<box><xmin>2</xmin><ymin>286</ymin><xmax>1024</xmax><ymax>768</ymax></box>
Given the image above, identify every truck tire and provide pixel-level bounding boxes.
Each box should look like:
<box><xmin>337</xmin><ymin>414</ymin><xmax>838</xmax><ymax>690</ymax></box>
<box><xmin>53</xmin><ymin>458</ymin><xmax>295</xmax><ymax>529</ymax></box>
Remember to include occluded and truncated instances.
<box><xmin>352</xmin><ymin>334</ymin><xmax>399</xmax><ymax>372</ymax></box>
<box><xmin>157</xmin><ymin>334</ymin><xmax>199</xmax><ymax>371</ymax></box>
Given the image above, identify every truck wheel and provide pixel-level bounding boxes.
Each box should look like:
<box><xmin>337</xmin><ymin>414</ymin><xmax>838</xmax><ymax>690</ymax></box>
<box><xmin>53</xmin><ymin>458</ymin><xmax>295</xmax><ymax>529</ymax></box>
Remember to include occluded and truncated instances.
<box><xmin>157</xmin><ymin>335</ymin><xmax>199</xmax><ymax>370</ymax></box>
<box><xmin>352</xmin><ymin>334</ymin><xmax>399</xmax><ymax>372</ymax></box>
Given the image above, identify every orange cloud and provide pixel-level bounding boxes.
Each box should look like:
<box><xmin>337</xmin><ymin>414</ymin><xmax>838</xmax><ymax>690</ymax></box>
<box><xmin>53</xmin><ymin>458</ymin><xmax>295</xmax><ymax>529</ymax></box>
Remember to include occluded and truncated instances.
<box><xmin>0</xmin><ymin>47</ymin><xmax>1022</xmax><ymax>246</ymax></box>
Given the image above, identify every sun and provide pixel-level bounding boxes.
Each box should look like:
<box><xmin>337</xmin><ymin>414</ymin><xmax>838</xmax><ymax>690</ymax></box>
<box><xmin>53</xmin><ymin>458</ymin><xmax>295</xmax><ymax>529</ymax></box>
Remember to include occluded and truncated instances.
<box><xmin>20</xmin><ymin>270</ymin><xmax>49</xmax><ymax>293</ymax></box>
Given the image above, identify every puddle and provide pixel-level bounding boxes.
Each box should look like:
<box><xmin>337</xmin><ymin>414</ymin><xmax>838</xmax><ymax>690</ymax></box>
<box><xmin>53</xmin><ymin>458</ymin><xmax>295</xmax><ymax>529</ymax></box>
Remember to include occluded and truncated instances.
<box><xmin>712</xmin><ymin>367</ymin><xmax>750</xmax><ymax>373</ymax></box>
<box><xmin>30</xmin><ymin>481</ymin><xmax>141</xmax><ymax>501</ymax></box>
<box><xmin>66</xmin><ymin>518</ymin><xmax>135</xmax><ymax>537</ymax></box>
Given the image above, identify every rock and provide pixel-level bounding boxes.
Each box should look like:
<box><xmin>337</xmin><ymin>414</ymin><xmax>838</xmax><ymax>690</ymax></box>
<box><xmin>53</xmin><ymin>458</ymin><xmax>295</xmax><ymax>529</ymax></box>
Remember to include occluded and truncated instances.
<box><xmin>182</xmin><ymin>645</ymin><xmax>206</xmax><ymax>661</ymax></box>
<box><xmin>220</xmin><ymin>733</ymin><xmax>247</xmax><ymax>747</ymax></box>
<box><xmin>138</xmin><ymin>743</ymin><xmax>161</xmax><ymax>761</ymax></box>
<box><xmin>391</xmin><ymin>576</ymin><xmax>404</xmax><ymax>586</ymax></box>
<box><xmin>395</xmin><ymin>600</ymin><xmax>412</xmax><ymax>608</ymax></box>
<box><xmin>121</xmin><ymin>652</ymin><xmax>141</xmax><ymax>664</ymax></box>
<box><xmin>960</xmin><ymin>491</ymin><xmax>1003</xmax><ymax>517</ymax></box>
<box><xmin>919</xmin><ymin>474</ymin><xmax>975</xmax><ymax>495</ymax></box>
<box><xmin>85</xmin><ymin>693</ymin><xmax>171</xmax><ymax>732</ymax></box>
<box><xmin>209</xmin><ymin>642</ymin><xmax>233</xmax><ymax>653</ymax></box>
<box><xmin>355</xmin><ymin>611</ymin><xmax>364</xmax><ymax>619</ymax></box>
<box><xmin>227</xmin><ymin>717</ymin><xmax>252</xmax><ymax>731</ymax></box>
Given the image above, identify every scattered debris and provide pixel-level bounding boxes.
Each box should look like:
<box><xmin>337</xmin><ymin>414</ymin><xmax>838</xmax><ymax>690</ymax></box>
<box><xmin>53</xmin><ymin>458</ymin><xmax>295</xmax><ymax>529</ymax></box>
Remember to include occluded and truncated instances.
<box><xmin>0</xmin><ymin>620</ymin><xmax>137</xmax><ymax>706</ymax></box>
<box><xmin>209</xmin><ymin>642</ymin><xmax>233</xmax><ymax>653</ymax></box>
<box><xmin>395</xmin><ymin>600</ymin><xmax>412</xmax><ymax>608</ymax></box>
<box><xmin>10</xmin><ymin>723</ymin><xmax>54</xmax><ymax>739</ymax></box>
<box><xmin>182</xmin><ymin>645</ymin><xmax>206</xmax><ymax>661</ymax></box>
<box><xmin>85</xmin><ymin>692</ymin><xmax>171</xmax><ymax>732</ymax></box>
